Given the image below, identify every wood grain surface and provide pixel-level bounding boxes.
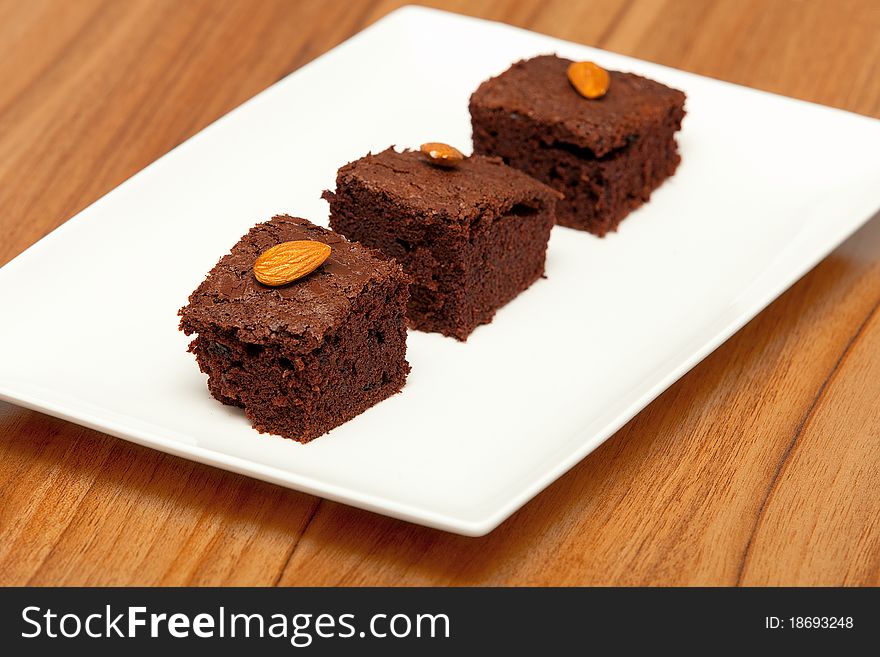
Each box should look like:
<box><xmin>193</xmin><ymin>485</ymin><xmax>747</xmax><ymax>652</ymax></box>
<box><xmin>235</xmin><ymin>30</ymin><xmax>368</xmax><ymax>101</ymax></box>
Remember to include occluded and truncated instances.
<box><xmin>1</xmin><ymin>0</ymin><xmax>878</xmax><ymax>586</ymax></box>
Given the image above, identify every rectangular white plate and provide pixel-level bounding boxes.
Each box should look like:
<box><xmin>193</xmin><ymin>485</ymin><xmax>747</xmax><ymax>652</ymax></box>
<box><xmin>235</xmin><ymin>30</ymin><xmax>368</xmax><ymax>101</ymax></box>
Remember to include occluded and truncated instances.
<box><xmin>2</xmin><ymin>7</ymin><xmax>879</xmax><ymax>536</ymax></box>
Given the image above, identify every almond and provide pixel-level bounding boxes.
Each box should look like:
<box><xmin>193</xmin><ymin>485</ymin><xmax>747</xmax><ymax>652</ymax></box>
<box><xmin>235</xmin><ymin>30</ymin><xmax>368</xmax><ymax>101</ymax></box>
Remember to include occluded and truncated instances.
<box><xmin>253</xmin><ymin>240</ymin><xmax>331</xmax><ymax>286</ymax></box>
<box><xmin>420</xmin><ymin>142</ymin><xmax>465</xmax><ymax>168</ymax></box>
<box><xmin>567</xmin><ymin>61</ymin><xmax>610</xmax><ymax>99</ymax></box>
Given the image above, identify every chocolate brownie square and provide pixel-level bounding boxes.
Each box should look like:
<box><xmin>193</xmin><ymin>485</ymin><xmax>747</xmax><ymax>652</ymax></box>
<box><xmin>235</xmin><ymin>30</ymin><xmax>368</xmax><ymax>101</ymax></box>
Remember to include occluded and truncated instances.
<box><xmin>323</xmin><ymin>148</ymin><xmax>560</xmax><ymax>341</ymax></box>
<box><xmin>179</xmin><ymin>215</ymin><xmax>409</xmax><ymax>443</ymax></box>
<box><xmin>470</xmin><ymin>55</ymin><xmax>686</xmax><ymax>236</ymax></box>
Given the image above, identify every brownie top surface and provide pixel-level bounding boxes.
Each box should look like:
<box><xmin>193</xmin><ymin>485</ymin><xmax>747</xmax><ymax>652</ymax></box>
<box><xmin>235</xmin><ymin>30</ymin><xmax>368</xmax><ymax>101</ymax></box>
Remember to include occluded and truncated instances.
<box><xmin>470</xmin><ymin>54</ymin><xmax>686</xmax><ymax>157</ymax></box>
<box><xmin>331</xmin><ymin>147</ymin><xmax>560</xmax><ymax>224</ymax></box>
<box><xmin>179</xmin><ymin>215</ymin><xmax>400</xmax><ymax>345</ymax></box>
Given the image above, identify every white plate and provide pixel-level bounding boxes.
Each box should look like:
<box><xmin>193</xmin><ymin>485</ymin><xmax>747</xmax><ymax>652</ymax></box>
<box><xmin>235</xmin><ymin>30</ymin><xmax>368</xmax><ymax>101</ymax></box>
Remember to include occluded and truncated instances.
<box><xmin>2</xmin><ymin>7</ymin><xmax>879</xmax><ymax>536</ymax></box>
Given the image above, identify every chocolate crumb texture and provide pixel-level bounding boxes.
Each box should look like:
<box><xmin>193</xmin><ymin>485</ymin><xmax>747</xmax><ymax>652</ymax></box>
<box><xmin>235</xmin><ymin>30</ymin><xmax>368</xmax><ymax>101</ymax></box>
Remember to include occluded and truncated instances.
<box><xmin>324</xmin><ymin>148</ymin><xmax>560</xmax><ymax>340</ymax></box>
<box><xmin>179</xmin><ymin>215</ymin><xmax>410</xmax><ymax>442</ymax></box>
<box><xmin>470</xmin><ymin>54</ymin><xmax>686</xmax><ymax>235</ymax></box>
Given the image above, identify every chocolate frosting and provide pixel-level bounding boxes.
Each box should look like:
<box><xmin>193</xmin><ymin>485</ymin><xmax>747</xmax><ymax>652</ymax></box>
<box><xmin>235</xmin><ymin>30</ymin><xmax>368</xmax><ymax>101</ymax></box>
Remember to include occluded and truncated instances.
<box><xmin>470</xmin><ymin>54</ymin><xmax>686</xmax><ymax>157</ymax></box>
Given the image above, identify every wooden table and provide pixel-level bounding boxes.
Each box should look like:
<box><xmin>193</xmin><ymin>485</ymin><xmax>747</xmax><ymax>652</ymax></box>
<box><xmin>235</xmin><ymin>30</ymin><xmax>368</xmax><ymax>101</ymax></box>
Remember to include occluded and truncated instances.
<box><xmin>1</xmin><ymin>0</ymin><xmax>878</xmax><ymax>586</ymax></box>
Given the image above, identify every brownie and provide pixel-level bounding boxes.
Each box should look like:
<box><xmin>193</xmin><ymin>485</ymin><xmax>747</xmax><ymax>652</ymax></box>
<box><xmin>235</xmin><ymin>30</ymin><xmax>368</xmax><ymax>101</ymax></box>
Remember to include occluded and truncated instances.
<box><xmin>178</xmin><ymin>215</ymin><xmax>409</xmax><ymax>443</ymax></box>
<box><xmin>470</xmin><ymin>54</ymin><xmax>686</xmax><ymax>236</ymax></box>
<box><xmin>323</xmin><ymin>148</ymin><xmax>560</xmax><ymax>341</ymax></box>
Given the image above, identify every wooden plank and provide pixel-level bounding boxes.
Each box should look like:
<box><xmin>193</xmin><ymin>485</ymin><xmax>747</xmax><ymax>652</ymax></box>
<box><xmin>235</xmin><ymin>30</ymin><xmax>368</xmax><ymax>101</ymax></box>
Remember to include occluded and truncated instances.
<box><xmin>0</xmin><ymin>0</ymin><xmax>877</xmax><ymax>586</ymax></box>
<box><xmin>739</xmin><ymin>301</ymin><xmax>880</xmax><ymax>586</ymax></box>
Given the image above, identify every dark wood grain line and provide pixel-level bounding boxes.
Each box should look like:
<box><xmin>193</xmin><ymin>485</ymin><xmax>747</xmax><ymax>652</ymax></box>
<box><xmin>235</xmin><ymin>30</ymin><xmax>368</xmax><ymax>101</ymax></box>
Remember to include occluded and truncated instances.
<box><xmin>279</xmin><ymin>0</ymin><xmax>381</xmax><ymax>80</ymax></box>
<box><xmin>272</xmin><ymin>499</ymin><xmax>322</xmax><ymax>587</ymax></box>
<box><xmin>595</xmin><ymin>0</ymin><xmax>634</xmax><ymax>47</ymax></box>
<box><xmin>735</xmin><ymin>295</ymin><xmax>880</xmax><ymax>585</ymax></box>
<box><xmin>347</xmin><ymin>0</ymin><xmax>382</xmax><ymax>35</ymax></box>
<box><xmin>23</xmin><ymin>438</ymin><xmax>121</xmax><ymax>585</ymax></box>
<box><xmin>520</xmin><ymin>0</ymin><xmax>551</xmax><ymax>28</ymax></box>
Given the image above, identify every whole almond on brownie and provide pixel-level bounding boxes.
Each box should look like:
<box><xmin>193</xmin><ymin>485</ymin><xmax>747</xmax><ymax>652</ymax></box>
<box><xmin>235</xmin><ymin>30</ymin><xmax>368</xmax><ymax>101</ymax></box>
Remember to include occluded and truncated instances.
<box><xmin>419</xmin><ymin>142</ymin><xmax>465</xmax><ymax>168</ymax></box>
<box><xmin>253</xmin><ymin>240</ymin><xmax>331</xmax><ymax>286</ymax></box>
<box><xmin>567</xmin><ymin>61</ymin><xmax>611</xmax><ymax>99</ymax></box>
